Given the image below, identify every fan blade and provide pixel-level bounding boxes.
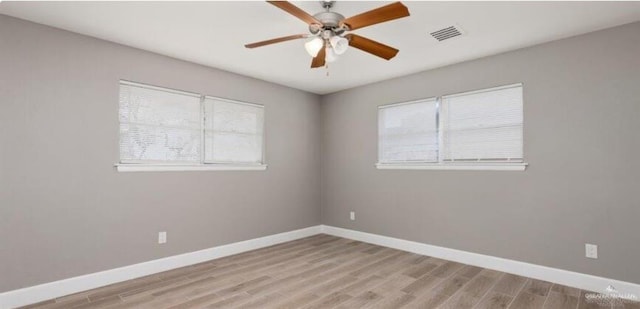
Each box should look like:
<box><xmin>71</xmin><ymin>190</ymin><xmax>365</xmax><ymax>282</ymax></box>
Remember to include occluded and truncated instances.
<box><xmin>345</xmin><ymin>34</ymin><xmax>399</xmax><ymax>60</ymax></box>
<box><xmin>311</xmin><ymin>44</ymin><xmax>326</xmax><ymax>68</ymax></box>
<box><xmin>245</xmin><ymin>34</ymin><xmax>308</xmax><ymax>48</ymax></box>
<box><xmin>267</xmin><ymin>1</ymin><xmax>322</xmax><ymax>25</ymax></box>
<box><xmin>340</xmin><ymin>2</ymin><xmax>409</xmax><ymax>31</ymax></box>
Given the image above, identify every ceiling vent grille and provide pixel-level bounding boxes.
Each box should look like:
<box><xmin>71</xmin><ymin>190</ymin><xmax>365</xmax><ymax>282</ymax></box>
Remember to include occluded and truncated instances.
<box><xmin>430</xmin><ymin>26</ymin><xmax>463</xmax><ymax>42</ymax></box>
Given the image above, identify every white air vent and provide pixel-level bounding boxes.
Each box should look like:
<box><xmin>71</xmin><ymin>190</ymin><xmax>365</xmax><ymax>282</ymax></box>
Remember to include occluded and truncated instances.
<box><xmin>430</xmin><ymin>25</ymin><xmax>464</xmax><ymax>42</ymax></box>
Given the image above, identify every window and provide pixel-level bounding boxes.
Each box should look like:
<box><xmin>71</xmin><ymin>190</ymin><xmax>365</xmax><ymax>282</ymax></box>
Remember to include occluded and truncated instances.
<box><xmin>204</xmin><ymin>97</ymin><xmax>264</xmax><ymax>164</ymax></box>
<box><xmin>441</xmin><ymin>85</ymin><xmax>523</xmax><ymax>162</ymax></box>
<box><xmin>119</xmin><ymin>82</ymin><xmax>202</xmax><ymax>164</ymax></box>
<box><xmin>379</xmin><ymin>98</ymin><xmax>438</xmax><ymax>163</ymax></box>
<box><xmin>118</xmin><ymin>81</ymin><xmax>265</xmax><ymax>172</ymax></box>
<box><xmin>377</xmin><ymin>84</ymin><xmax>526</xmax><ymax>171</ymax></box>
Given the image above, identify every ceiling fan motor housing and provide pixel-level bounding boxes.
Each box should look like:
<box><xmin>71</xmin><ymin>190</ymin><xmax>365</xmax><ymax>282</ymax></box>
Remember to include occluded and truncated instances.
<box><xmin>310</xmin><ymin>11</ymin><xmax>347</xmax><ymax>35</ymax></box>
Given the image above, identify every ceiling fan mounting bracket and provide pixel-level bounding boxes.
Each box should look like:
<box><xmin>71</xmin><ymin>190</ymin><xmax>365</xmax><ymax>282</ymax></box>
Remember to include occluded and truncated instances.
<box><xmin>321</xmin><ymin>1</ymin><xmax>336</xmax><ymax>10</ymax></box>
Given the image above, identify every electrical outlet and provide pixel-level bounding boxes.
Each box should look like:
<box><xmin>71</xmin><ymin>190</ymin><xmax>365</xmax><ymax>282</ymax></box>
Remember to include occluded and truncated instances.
<box><xmin>158</xmin><ymin>231</ymin><xmax>167</xmax><ymax>244</ymax></box>
<box><xmin>585</xmin><ymin>243</ymin><xmax>598</xmax><ymax>259</ymax></box>
<box><xmin>350</xmin><ymin>211</ymin><xmax>355</xmax><ymax>221</ymax></box>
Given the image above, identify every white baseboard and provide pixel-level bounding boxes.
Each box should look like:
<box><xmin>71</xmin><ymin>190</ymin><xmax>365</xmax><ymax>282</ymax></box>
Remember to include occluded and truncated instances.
<box><xmin>3</xmin><ymin>224</ymin><xmax>638</xmax><ymax>308</ymax></box>
<box><xmin>321</xmin><ymin>225</ymin><xmax>640</xmax><ymax>301</ymax></box>
<box><xmin>0</xmin><ymin>225</ymin><xmax>322</xmax><ymax>309</ymax></box>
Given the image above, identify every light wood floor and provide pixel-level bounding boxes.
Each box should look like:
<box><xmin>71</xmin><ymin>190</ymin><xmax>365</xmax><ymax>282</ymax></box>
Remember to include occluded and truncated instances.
<box><xmin>22</xmin><ymin>234</ymin><xmax>639</xmax><ymax>309</ymax></box>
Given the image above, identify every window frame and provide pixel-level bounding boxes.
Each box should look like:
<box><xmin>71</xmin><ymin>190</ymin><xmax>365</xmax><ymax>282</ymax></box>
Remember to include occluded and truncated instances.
<box><xmin>116</xmin><ymin>80</ymin><xmax>267</xmax><ymax>172</ymax></box>
<box><xmin>376</xmin><ymin>83</ymin><xmax>527</xmax><ymax>171</ymax></box>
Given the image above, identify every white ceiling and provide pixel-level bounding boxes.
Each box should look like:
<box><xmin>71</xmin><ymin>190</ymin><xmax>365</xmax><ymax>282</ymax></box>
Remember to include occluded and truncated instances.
<box><xmin>2</xmin><ymin>1</ymin><xmax>640</xmax><ymax>94</ymax></box>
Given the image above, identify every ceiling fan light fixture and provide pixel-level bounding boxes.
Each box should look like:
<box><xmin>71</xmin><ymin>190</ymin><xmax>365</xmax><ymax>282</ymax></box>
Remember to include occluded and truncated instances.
<box><xmin>304</xmin><ymin>37</ymin><xmax>324</xmax><ymax>57</ymax></box>
<box><xmin>325</xmin><ymin>46</ymin><xmax>338</xmax><ymax>63</ymax></box>
<box><xmin>330</xmin><ymin>36</ymin><xmax>349</xmax><ymax>55</ymax></box>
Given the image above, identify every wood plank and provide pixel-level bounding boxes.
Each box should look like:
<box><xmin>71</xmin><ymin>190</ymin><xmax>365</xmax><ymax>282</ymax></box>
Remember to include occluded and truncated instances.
<box><xmin>204</xmin><ymin>293</ymin><xmax>252</xmax><ymax>309</ymax></box>
<box><xmin>363</xmin><ymin>291</ymin><xmax>415</xmax><ymax>309</ymax></box>
<box><xmin>439</xmin><ymin>275</ymin><xmax>499</xmax><ymax>309</ymax></box>
<box><xmin>492</xmin><ymin>273</ymin><xmax>528</xmax><ymax>296</ymax></box>
<box><xmin>269</xmin><ymin>292</ymin><xmax>320</xmax><ymax>309</ymax></box>
<box><xmin>509</xmin><ymin>291</ymin><xmax>547</xmax><ymax>309</ymax></box>
<box><xmin>522</xmin><ymin>279</ymin><xmax>553</xmax><ymax>297</ymax></box>
<box><xmin>335</xmin><ymin>291</ymin><xmax>383</xmax><ymax>308</ymax></box>
<box><xmin>165</xmin><ymin>292</ymin><xmax>224</xmax><ymax>309</ymax></box>
<box><xmin>301</xmin><ymin>291</ymin><xmax>352</xmax><ymax>309</ymax></box>
<box><xmin>406</xmin><ymin>275</ymin><xmax>472</xmax><ymax>308</ymax></box>
<box><xmin>235</xmin><ymin>292</ymin><xmax>286</xmax><ymax>309</ymax></box>
<box><xmin>475</xmin><ymin>291</ymin><xmax>513</xmax><ymax>309</ymax></box>
<box><xmin>340</xmin><ymin>275</ymin><xmax>385</xmax><ymax>296</ymax></box>
<box><xmin>402</xmin><ymin>261</ymin><xmax>439</xmax><ymax>279</ymax></box>
<box><xmin>552</xmin><ymin>283</ymin><xmax>582</xmax><ymax>297</ymax></box>
<box><xmin>544</xmin><ymin>291</ymin><xmax>579</xmax><ymax>309</ymax></box>
<box><xmin>458</xmin><ymin>265</ymin><xmax>484</xmax><ymax>279</ymax></box>
<box><xmin>401</xmin><ymin>274</ymin><xmax>442</xmax><ymax>295</ymax></box>
<box><xmin>430</xmin><ymin>261</ymin><xmax>465</xmax><ymax>278</ymax></box>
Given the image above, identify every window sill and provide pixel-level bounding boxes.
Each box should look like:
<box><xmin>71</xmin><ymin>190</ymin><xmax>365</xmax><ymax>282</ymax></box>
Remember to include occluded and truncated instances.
<box><xmin>115</xmin><ymin>164</ymin><xmax>268</xmax><ymax>172</ymax></box>
<box><xmin>375</xmin><ymin>163</ymin><xmax>527</xmax><ymax>171</ymax></box>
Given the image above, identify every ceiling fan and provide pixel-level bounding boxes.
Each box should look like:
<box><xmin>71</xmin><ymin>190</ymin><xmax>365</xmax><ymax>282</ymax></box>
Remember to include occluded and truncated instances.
<box><xmin>245</xmin><ymin>1</ymin><xmax>410</xmax><ymax>68</ymax></box>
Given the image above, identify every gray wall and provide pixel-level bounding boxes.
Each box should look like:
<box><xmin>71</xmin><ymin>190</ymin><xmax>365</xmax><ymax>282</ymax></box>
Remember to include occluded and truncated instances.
<box><xmin>0</xmin><ymin>15</ymin><xmax>321</xmax><ymax>292</ymax></box>
<box><xmin>321</xmin><ymin>22</ymin><xmax>640</xmax><ymax>284</ymax></box>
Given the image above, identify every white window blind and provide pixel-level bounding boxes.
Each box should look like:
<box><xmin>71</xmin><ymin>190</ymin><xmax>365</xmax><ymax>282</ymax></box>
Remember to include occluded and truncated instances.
<box><xmin>204</xmin><ymin>97</ymin><xmax>264</xmax><ymax>164</ymax></box>
<box><xmin>440</xmin><ymin>85</ymin><xmax>523</xmax><ymax>162</ymax></box>
<box><xmin>118</xmin><ymin>81</ymin><xmax>266</xmax><ymax>169</ymax></box>
<box><xmin>379</xmin><ymin>99</ymin><xmax>438</xmax><ymax>163</ymax></box>
<box><xmin>119</xmin><ymin>82</ymin><xmax>202</xmax><ymax>164</ymax></box>
<box><xmin>377</xmin><ymin>84</ymin><xmax>524</xmax><ymax>170</ymax></box>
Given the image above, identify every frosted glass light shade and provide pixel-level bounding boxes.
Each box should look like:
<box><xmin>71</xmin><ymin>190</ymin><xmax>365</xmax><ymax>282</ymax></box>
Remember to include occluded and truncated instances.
<box><xmin>330</xmin><ymin>36</ymin><xmax>349</xmax><ymax>55</ymax></box>
<box><xmin>304</xmin><ymin>37</ymin><xmax>323</xmax><ymax>57</ymax></box>
<box><xmin>325</xmin><ymin>47</ymin><xmax>337</xmax><ymax>63</ymax></box>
